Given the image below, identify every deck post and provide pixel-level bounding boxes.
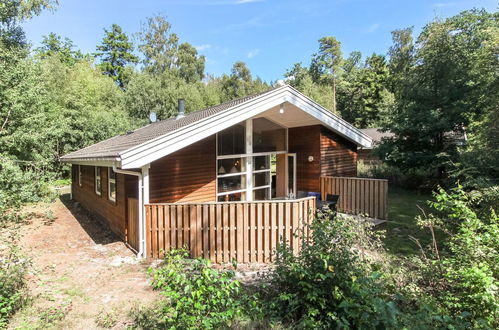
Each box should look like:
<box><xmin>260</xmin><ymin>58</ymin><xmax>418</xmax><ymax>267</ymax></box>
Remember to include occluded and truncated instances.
<box><xmin>245</xmin><ymin>119</ymin><xmax>253</xmax><ymax>201</ymax></box>
<box><xmin>141</xmin><ymin>164</ymin><xmax>150</xmax><ymax>257</ymax></box>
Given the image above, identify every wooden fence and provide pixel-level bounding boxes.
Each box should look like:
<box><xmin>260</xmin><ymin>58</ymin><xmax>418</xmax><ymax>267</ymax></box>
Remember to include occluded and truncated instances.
<box><xmin>320</xmin><ymin>176</ymin><xmax>388</xmax><ymax>220</ymax></box>
<box><xmin>144</xmin><ymin>197</ymin><xmax>316</xmax><ymax>262</ymax></box>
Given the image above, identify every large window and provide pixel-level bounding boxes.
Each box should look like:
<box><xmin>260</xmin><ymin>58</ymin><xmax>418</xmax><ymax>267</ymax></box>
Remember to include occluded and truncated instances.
<box><xmin>108</xmin><ymin>168</ymin><xmax>116</xmax><ymax>202</ymax></box>
<box><xmin>95</xmin><ymin>167</ymin><xmax>101</xmax><ymax>196</ymax></box>
<box><xmin>216</xmin><ymin>118</ymin><xmax>290</xmax><ymax>201</ymax></box>
<box><xmin>217</xmin><ymin>121</ymin><xmax>245</xmax><ymax>155</ymax></box>
<box><xmin>252</xmin><ymin>117</ymin><xmax>286</xmax><ymax>153</ymax></box>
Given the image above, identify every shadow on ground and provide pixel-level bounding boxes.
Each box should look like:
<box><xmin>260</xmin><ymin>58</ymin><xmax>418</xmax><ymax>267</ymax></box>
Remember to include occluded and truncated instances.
<box><xmin>59</xmin><ymin>193</ymin><xmax>121</xmax><ymax>246</ymax></box>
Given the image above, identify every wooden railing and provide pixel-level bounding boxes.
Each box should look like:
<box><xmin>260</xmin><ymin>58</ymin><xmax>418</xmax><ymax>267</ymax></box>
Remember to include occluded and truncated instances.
<box><xmin>145</xmin><ymin>197</ymin><xmax>316</xmax><ymax>262</ymax></box>
<box><xmin>320</xmin><ymin>176</ymin><xmax>388</xmax><ymax>220</ymax></box>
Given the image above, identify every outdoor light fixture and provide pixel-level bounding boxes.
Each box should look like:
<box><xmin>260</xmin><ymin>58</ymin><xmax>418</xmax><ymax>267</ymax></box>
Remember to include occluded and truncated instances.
<box><xmin>308</xmin><ymin>155</ymin><xmax>314</xmax><ymax>162</ymax></box>
<box><xmin>279</xmin><ymin>103</ymin><xmax>285</xmax><ymax>114</ymax></box>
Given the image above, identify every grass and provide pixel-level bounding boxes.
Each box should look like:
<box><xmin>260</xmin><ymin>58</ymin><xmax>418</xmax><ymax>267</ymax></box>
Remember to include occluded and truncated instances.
<box><xmin>379</xmin><ymin>187</ymin><xmax>436</xmax><ymax>256</ymax></box>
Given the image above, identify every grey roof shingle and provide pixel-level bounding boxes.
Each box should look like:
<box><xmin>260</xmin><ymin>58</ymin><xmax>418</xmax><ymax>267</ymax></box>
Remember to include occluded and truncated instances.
<box><xmin>60</xmin><ymin>88</ymin><xmax>276</xmax><ymax>161</ymax></box>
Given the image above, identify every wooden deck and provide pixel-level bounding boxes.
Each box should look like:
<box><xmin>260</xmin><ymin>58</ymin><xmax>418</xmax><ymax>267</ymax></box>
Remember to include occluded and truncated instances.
<box><xmin>145</xmin><ymin>197</ymin><xmax>316</xmax><ymax>261</ymax></box>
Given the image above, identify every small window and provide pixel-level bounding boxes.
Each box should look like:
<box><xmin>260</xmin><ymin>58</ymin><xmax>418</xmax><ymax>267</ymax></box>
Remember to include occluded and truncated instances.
<box><xmin>78</xmin><ymin>165</ymin><xmax>82</xmax><ymax>187</ymax></box>
<box><xmin>95</xmin><ymin>167</ymin><xmax>101</xmax><ymax>196</ymax></box>
<box><xmin>108</xmin><ymin>168</ymin><xmax>116</xmax><ymax>202</ymax></box>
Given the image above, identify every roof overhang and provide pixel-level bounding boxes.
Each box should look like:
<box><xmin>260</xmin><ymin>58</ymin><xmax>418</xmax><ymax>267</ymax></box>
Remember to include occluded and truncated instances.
<box><xmin>118</xmin><ymin>85</ymin><xmax>371</xmax><ymax>169</ymax></box>
<box><xmin>60</xmin><ymin>85</ymin><xmax>372</xmax><ymax>169</ymax></box>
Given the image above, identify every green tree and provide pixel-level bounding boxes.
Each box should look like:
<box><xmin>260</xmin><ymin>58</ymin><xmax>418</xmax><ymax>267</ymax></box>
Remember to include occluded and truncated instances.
<box><xmin>35</xmin><ymin>32</ymin><xmax>83</xmax><ymax>65</ymax></box>
<box><xmin>177</xmin><ymin>42</ymin><xmax>205</xmax><ymax>83</ymax></box>
<box><xmin>220</xmin><ymin>61</ymin><xmax>268</xmax><ymax>101</ymax></box>
<box><xmin>310</xmin><ymin>36</ymin><xmax>343</xmax><ymax>112</ymax></box>
<box><xmin>137</xmin><ymin>15</ymin><xmax>205</xmax><ymax>83</ymax></box>
<box><xmin>95</xmin><ymin>24</ymin><xmax>139</xmax><ymax>88</ymax></box>
<box><xmin>0</xmin><ymin>0</ymin><xmax>57</xmax><ymax>48</ymax></box>
<box><xmin>378</xmin><ymin>10</ymin><xmax>498</xmax><ymax>184</ymax></box>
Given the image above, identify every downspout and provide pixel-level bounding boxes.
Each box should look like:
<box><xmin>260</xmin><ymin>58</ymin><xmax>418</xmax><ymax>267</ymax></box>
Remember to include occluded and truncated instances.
<box><xmin>112</xmin><ymin>165</ymin><xmax>146</xmax><ymax>258</ymax></box>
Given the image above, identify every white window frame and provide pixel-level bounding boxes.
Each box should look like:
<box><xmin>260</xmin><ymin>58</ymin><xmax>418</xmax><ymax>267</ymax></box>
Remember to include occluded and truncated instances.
<box><xmin>95</xmin><ymin>167</ymin><xmax>101</xmax><ymax>196</ymax></box>
<box><xmin>78</xmin><ymin>165</ymin><xmax>82</xmax><ymax>187</ymax></box>
<box><xmin>108</xmin><ymin>167</ymin><xmax>116</xmax><ymax>202</ymax></box>
<box><xmin>215</xmin><ymin>118</ymin><xmax>289</xmax><ymax>201</ymax></box>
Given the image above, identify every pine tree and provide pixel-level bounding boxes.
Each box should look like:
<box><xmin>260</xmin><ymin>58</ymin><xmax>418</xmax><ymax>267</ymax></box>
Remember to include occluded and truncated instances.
<box><xmin>95</xmin><ymin>24</ymin><xmax>138</xmax><ymax>88</ymax></box>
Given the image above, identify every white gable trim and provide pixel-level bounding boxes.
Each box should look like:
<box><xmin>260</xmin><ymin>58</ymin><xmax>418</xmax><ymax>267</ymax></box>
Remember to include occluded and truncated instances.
<box><xmin>119</xmin><ymin>86</ymin><xmax>372</xmax><ymax>169</ymax></box>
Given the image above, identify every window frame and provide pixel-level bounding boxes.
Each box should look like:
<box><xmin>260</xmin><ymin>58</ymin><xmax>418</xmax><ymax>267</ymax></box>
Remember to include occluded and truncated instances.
<box><xmin>95</xmin><ymin>166</ymin><xmax>101</xmax><ymax>196</ymax></box>
<box><xmin>108</xmin><ymin>167</ymin><xmax>116</xmax><ymax>203</ymax></box>
<box><xmin>78</xmin><ymin>165</ymin><xmax>82</xmax><ymax>187</ymax></box>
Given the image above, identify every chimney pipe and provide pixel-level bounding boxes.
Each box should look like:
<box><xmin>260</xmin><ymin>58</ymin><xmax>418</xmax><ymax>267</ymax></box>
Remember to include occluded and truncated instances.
<box><xmin>177</xmin><ymin>99</ymin><xmax>185</xmax><ymax>119</ymax></box>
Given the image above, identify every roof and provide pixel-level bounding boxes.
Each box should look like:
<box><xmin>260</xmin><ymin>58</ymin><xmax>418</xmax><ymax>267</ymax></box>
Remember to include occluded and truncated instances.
<box><xmin>60</xmin><ymin>89</ymin><xmax>272</xmax><ymax>161</ymax></box>
<box><xmin>359</xmin><ymin>128</ymin><xmax>394</xmax><ymax>147</ymax></box>
<box><xmin>61</xmin><ymin>85</ymin><xmax>372</xmax><ymax>169</ymax></box>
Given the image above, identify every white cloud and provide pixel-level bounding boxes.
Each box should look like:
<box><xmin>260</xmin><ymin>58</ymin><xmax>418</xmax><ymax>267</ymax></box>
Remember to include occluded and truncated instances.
<box><xmin>247</xmin><ymin>48</ymin><xmax>260</xmax><ymax>58</ymax></box>
<box><xmin>195</xmin><ymin>44</ymin><xmax>211</xmax><ymax>51</ymax></box>
<box><xmin>367</xmin><ymin>23</ymin><xmax>380</xmax><ymax>33</ymax></box>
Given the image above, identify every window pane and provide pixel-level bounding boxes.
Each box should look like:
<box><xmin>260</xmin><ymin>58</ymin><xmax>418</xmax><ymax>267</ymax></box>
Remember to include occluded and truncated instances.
<box><xmin>252</xmin><ymin>118</ymin><xmax>286</xmax><ymax>153</ymax></box>
<box><xmin>218</xmin><ymin>175</ymin><xmax>246</xmax><ymax>193</ymax></box>
<box><xmin>217</xmin><ymin>192</ymin><xmax>246</xmax><ymax>202</ymax></box>
<box><xmin>109</xmin><ymin>182</ymin><xmax>116</xmax><ymax>201</ymax></box>
<box><xmin>217</xmin><ymin>121</ymin><xmax>246</xmax><ymax>155</ymax></box>
<box><xmin>253</xmin><ymin>156</ymin><xmax>270</xmax><ymax>171</ymax></box>
<box><xmin>253</xmin><ymin>188</ymin><xmax>270</xmax><ymax>201</ymax></box>
<box><xmin>253</xmin><ymin>172</ymin><xmax>270</xmax><ymax>188</ymax></box>
<box><xmin>109</xmin><ymin>168</ymin><xmax>116</xmax><ymax>180</ymax></box>
<box><xmin>217</xmin><ymin>158</ymin><xmax>245</xmax><ymax>175</ymax></box>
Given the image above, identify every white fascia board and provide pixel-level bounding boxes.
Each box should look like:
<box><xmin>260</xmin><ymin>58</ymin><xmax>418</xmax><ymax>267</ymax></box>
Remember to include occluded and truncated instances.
<box><xmin>284</xmin><ymin>89</ymin><xmax>373</xmax><ymax>147</ymax></box>
<box><xmin>120</xmin><ymin>86</ymin><xmax>372</xmax><ymax>169</ymax></box>
<box><xmin>59</xmin><ymin>158</ymin><xmax>121</xmax><ymax>167</ymax></box>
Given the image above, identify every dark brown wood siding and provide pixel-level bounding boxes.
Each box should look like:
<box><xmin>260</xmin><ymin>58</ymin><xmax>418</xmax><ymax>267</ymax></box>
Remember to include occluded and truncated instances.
<box><xmin>288</xmin><ymin>125</ymin><xmax>322</xmax><ymax>192</ymax></box>
<box><xmin>288</xmin><ymin>125</ymin><xmax>358</xmax><ymax>193</ymax></box>
<box><xmin>320</xmin><ymin>126</ymin><xmax>358</xmax><ymax>177</ymax></box>
<box><xmin>149</xmin><ymin>135</ymin><xmax>217</xmax><ymax>203</ymax></box>
<box><xmin>71</xmin><ymin>165</ymin><xmax>131</xmax><ymax>238</ymax></box>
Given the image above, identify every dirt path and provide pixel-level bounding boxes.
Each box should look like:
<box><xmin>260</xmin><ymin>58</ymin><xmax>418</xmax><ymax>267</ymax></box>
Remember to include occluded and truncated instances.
<box><xmin>8</xmin><ymin>197</ymin><xmax>159</xmax><ymax>329</ymax></box>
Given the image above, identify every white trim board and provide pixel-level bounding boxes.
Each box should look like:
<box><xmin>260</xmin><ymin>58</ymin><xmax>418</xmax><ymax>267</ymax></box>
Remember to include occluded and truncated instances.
<box><xmin>120</xmin><ymin>86</ymin><xmax>372</xmax><ymax>169</ymax></box>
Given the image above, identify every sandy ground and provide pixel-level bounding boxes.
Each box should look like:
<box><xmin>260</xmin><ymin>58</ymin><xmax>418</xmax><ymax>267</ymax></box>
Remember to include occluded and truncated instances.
<box><xmin>8</xmin><ymin>196</ymin><xmax>159</xmax><ymax>329</ymax></box>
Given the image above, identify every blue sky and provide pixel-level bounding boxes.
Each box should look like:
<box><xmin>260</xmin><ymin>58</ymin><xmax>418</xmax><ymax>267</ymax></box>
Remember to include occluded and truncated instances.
<box><xmin>23</xmin><ymin>0</ymin><xmax>497</xmax><ymax>82</ymax></box>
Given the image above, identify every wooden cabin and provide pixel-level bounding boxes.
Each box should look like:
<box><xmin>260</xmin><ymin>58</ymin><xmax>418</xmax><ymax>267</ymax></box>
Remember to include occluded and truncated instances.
<box><xmin>61</xmin><ymin>85</ymin><xmax>386</xmax><ymax>261</ymax></box>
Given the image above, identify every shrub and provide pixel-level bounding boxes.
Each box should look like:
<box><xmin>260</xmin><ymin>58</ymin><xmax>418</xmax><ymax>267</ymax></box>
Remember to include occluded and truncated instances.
<box><xmin>0</xmin><ymin>234</ymin><xmax>29</xmax><ymax>327</ymax></box>
<box><xmin>358</xmin><ymin>160</ymin><xmax>433</xmax><ymax>190</ymax></box>
<box><xmin>256</xmin><ymin>211</ymin><xmax>407</xmax><ymax>328</ymax></box>
<box><xmin>416</xmin><ymin>185</ymin><xmax>499</xmax><ymax>328</ymax></box>
<box><xmin>132</xmin><ymin>249</ymin><xmax>244</xmax><ymax>329</ymax></box>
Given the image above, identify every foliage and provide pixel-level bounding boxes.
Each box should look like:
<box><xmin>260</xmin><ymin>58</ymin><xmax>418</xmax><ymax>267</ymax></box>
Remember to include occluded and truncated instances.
<box><xmin>257</xmin><ymin>212</ymin><xmax>398</xmax><ymax>328</ymax></box>
<box><xmin>132</xmin><ymin>249</ymin><xmax>244</xmax><ymax>329</ymax></box>
<box><xmin>95</xmin><ymin>24</ymin><xmax>138</xmax><ymax>88</ymax></box>
<box><xmin>416</xmin><ymin>185</ymin><xmax>499</xmax><ymax>328</ymax></box>
<box><xmin>35</xmin><ymin>32</ymin><xmax>83</xmax><ymax>65</ymax></box>
<box><xmin>379</xmin><ymin>10</ymin><xmax>499</xmax><ymax>184</ymax></box>
<box><xmin>0</xmin><ymin>0</ymin><xmax>57</xmax><ymax>48</ymax></box>
<box><xmin>0</xmin><ymin>233</ymin><xmax>29</xmax><ymax>327</ymax></box>
<box><xmin>137</xmin><ymin>15</ymin><xmax>205</xmax><ymax>82</ymax></box>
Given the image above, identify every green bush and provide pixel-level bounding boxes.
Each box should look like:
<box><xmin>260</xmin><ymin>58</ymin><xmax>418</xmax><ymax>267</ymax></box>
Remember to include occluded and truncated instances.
<box><xmin>0</xmin><ymin>158</ymin><xmax>53</xmax><ymax>227</ymax></box>
<box><xmin>416</xmin><ymin>185</ymin><xmax>499</xmax><ymax>328</ymax></box>
<box><xmin>131</xmin><ymin>249</ymin><xmax>244</xmax><ymax>329</ymax></box>
<box><xmin>358</xmin><ymin>160</ymin><xmax>433</xmax><ymax>190</ymax></box>
<box><xmin>256</xmin><ymin>211</ymin><xmax>404</xmax><ymax>328</ymax></box>
<box><xmin>0</xmin><ymin>235</ymin><xmax>29</xmax><ymax>327</ymax></box>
